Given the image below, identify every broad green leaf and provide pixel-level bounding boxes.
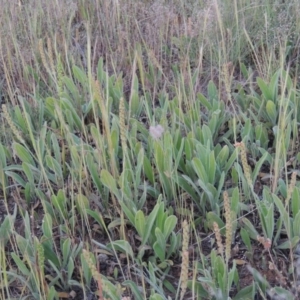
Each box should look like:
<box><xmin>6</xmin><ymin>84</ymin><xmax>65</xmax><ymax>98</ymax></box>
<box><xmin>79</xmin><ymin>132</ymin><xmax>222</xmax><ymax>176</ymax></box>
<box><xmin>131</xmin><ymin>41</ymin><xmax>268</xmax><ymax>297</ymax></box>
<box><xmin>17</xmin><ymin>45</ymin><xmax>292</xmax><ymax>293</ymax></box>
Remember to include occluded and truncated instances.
<box><xmin>150</xmin><ymin>294</ymin><xmax>164</xmax><ymax>300</ymax></box>
<box><xmin>241</xmin><ymin>218</ymin><xmax>259</xmax><ymax>240</ymax></box>
<box><xmin>119</xmin><ymin>201</ymin><xmax>135</xmax><ymax>225</ymax></box>
<box><xmin>163</xmin><ymin>215</ymin><xmax>177</xmax><ymax>240</ymax></box>
<box><xmin>292</xmin><ymin>188</ymin><xmax>300</xmax><ymax>218</ymax></box>
<box><xmin>270</xmin><ymin>287</ymin><xmax>295</xmax><ymax>300</ymax></box>
<box><xmin>155</xmin><ymin>227</ymin><xmax>166</xmax><ymax>252</ymax></box>
<box><xmin>86</xmin><ymin>153</ymin><xmax>103</xmax><ymax>194</ymax></box>
<box><xmin>173</xmin><ymin>175</ymin><xmax>198</xmax><ymax>203</ymax></box>
<box><xmin>5</xmin><ymin>171</ymin><xmax>26</xmax><ymax>187</ymax></box>
<box><xmin>107</xmin><ymin>240</ymin><xmax>134</xmax><ymax>259</ymax></box>
<box><xmin>100</xmin><ymin>169</ymin><xmax>119</xmax><ymax>197</ymax></box>
<box><xmin>47</xmin><ymin>286</ymin><xmax>58</xmax><ymax>300</ymax></box>
<box><xmin>142</xmin><ymin>196</ymin><xmax>162</xmax><ymax>245</ymax></box>
<box><xmin>192</xmin><ymin>157</ymin><xmax>208</xmax><ymax>183</ymax></box>
<box><xmin>167</xmin><ymin>232</ymin><xmax>178</xmax><ymax>258</ymax></box>
<box><xmin>224</xmin><ymin>150</ymin><xmax>237</xmax><ymax>173</ymax></box>
<box><xmin>15</xmin><ymin>233</ymin><xmax>33</xmax><ymax>258</ymax></box>
<box><xmin>45</xmin><ymin>155</ymin><xmax>63</xmax><ymax>179</ymax></box>
<box><xmin>135</xmin><ymin>210</ymin><xmax>146</xmax><ymax>239</ymax></box>
<box><xmin>240</xmin><ymin>228</ymin><xmax>252</xmax><ymax>252</ymax></box>
<box><xmin>198</xmin><ymin>93</ymin><xmax>212</xmax><ymax>110</ymax></box>
<box><xmin>252</xmin><ymin>151</ymin><xmax>268</xmax><ymax>184</ymax></box>
<box><xmin>233</xmin><ymin>283</ymin><xmax>255</xmax><ymax>300</ymax></box>
<box><xmin>22</xmin><ymin>162</ymin><xmax>35</xmax><ymax>184</ymax></box>
<box><xmin>207</xmin><ymin>80</ymin><xmax>218</xmax><ymax>102</ymax></box>
<box><xmin>11</xmin><ymin>252</ymin><xmax>30</xmax><ymax>276</ymax></box>
<box><xmin>257</xmin><ymin>77</ymin><xmax>273</xmax><ymax>101</ymax></box>
<box><xmin>122</xmin><ymin>280</ymin><xmax>144</xmax><ymax>300</ymax></box>
<box><xmin>163</xmin><ymin>279</ymin><xmax>176</xmax><ymax>293</ymax></box>
<box><xmin>51</xmin><ymin>190</ymin><xmax>67</xmax><ymax>219</ymax></box>
<box><xmin>216</xmin><ymin>145</ymin><xmax>229</xmax><ymax>167</ymax></box>
<box><xmin>208</xmin><ymin>151</ymin><xmax>216</xmax><ymax>183</ymax></box>
<box><xmin>276</xmin><ymin>236</ymin><xmax>299</xmax><ymax>249</ymax></box>
<box><xmin>86</xmin><ymin>209</ymin><xmax>105</xmax><ymax>229</ymax></box>
<box><xmin>154</xmin><ymin>142</ymin><xmax>165</xmax><ymax>173</ymax></box>
<box><xmin>206</xmin><ymin>212</ymin><xmax>225</xmax><ymax>235</ymax></box>
<box><xmin>185</xmin><ymin>137</ymin><xmax>193</xmax><ymax>161</ymax></box>
<box><xmin>272</xmin><ymin>194</ymin><xmax>291</xmax><ymax>236</ymax></box>
<box><xmin>62</xmin><ymin>238</ymin><xmax>71</xmax><ymax>268</ymax></box>
<box><xmin>75</xmin><ymin>194</ymin><xmax>90</xmax><ymax>215</ymax></box>
<box><xmin>67</xmin><ymin>257</ymin><xmax>75</xmax><ymax>282</ymax></box>
<box><xmin>72</xmin><ymin>65</ymin><xmax>88</xmax><ymax>85</ymax></box>
<box><xmin>266</xmin><ymin>100</ymin><xmax>277</xmax><ymax>124</ymax></box>
<box><xmin>42</xmin><ymin>213</ymin><xmax>53</xmax><ymax>246</ymax></box>
<box><xmin>153</xmin><ymin>241</ymin><xmax>165</xmax><ymax>262</ymax></box>
<box><xmin>264</xmin><ymin>204</ymin><xmax>274</xmax><ymax>240</ymax></box>
<box><xmin>293</xmin><ymin>211</ymin><xmax>300</xmax><ymax>236</ymax></box>
<box><xmin>0</xmin><ymin>205</ymin><xmax>16</xmax><ymax>246</ymax></box>
<box><xmin>155</xmin><ymin>201</ymin><xmax>165</xmax><ymax>233</ymax></box>
<box><xmin>63</xmin><ymin>76</ymin><xmax>80</xmax><ymax>104</ymax></box>
<box><xmin>13</xmin><ymin>143</ymin><xmax>35</xmax><ymax>166</ymax></box>
<box><xmin>248</xmin><ymin>266</ymin><xmax>269</xmax><ymax>294</ymax></box>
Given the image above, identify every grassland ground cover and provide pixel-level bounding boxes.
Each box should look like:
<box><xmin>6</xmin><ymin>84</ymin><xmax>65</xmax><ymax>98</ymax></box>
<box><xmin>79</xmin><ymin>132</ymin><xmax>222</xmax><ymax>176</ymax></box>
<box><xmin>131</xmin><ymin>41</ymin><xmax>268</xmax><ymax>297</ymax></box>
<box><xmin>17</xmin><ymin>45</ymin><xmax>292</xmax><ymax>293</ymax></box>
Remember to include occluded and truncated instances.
<box><xmin>1</xmin><ymin>0</ymin><xmax>300</xmax><ymax>299</ymax></box>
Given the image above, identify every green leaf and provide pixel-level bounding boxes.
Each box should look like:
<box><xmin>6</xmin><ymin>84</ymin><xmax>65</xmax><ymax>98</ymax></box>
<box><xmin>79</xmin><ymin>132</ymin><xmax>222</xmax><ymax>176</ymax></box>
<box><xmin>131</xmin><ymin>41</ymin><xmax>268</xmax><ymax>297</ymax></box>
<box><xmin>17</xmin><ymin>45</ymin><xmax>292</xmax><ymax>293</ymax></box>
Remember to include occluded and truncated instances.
<box><xmin>172</xmin><ymin>175</ymin><xmax>199</xmax><ymax>205</ymax></box>
<box><xmin>22</xmin><ymin>162</ymin><xmax>35</xmax><ymax>184</ymax></box>
<box><xmin>122</xmin><ymin>280</ymin><xmax>144</xmax><ymax>300</ymax></box>
<box><xmin>167</xmin><ymin>232</ymin><xmax>178</xmax><ymax>259</ymax></box>
<box><xmin>13</xmin><ymin>143</ymin><xmax>35</xmax><ymax>166</ymax></box>
<box><xmin>292</xmin><ymin>188</ymin><xmax>300</xmax><ymax>218</ymax></box>
<box><xmin>276</xmin><ymin>236</ymin><xmax>299</xmax><ymax>249</ymax></box>
<box><xmin>216</xmin><ymin>145</ymin><xmax>229</xmax><ymax>167</ymax></box>
<box><xmin>208</xmin><ymin>151</ymin><xmax>216</xmax><ymax>183</ymax></box>
<box><xmin>155</xmin><ymin>227</ymin><xmax>166</xmax><ymax>252</ymax></box>
<box><xmin>293</xmin><ymin>211</ymin><xmax>300</xmax><ymax>236</ymax></box>
<box><xmin>75</xmin><ymin>194</ymin><xmax>90</xmax><ymax>216</ymax></box>
<box><xmin>264</xmin><ymin>204</ymin><xmax>274</xmax><ymax>240</ymax></box>
<box><xmin>72</xmin><ymin>65</ymin><xmax>88</xmax><ymax>85</ymax></box>
<box><xmin>51</xmin><ymin>190</ymin><xmax>67</xmax><ymax>219</ymax></box>
<box><xmin>135</xmin><ymin>210</ymin><xmax>146</xmax><ymax>239</ymax></box>
<box><xmin>252</xmin><ymin>151</ymin><xmax>268</xmax><ymax>184</ymax></box>
<box><xmin>241</xmin><ymin>218</ymin><xmax>259</xmax><ymax>240</ymax></box>
<box><xmin>5</xmin><ymin>171</ymin><xmax>26</xmax><ymax>187</ymax></box>
<box><xmin>100</xmin><ymin>169</ymin><xmax>119</xmax><ymax>198</ymax></box>
<box><xmin>62</xmin><ymin>238</ymin><xmax>71</xmax><ymax>268</ymax></box>
<box><xmin>86</xmin><ymin>210</ymin><xmax>105</xmax><ymax>229</ymax></box>
<box><xmin>142</xmin><ymin>196</ymin><xmax>162</xmax><ymax>245</ymax></box>
<box><xmin>11</xmin><ymin>252</ymin><xmax>30</xmax><ymax>276</ymax></box>
<box><xmin>119</xmin><ymin>201</ymin><xmax>135</xmax><ymax>225</ymax></box>
<box><xmin>153</xmin><ymin>241</ymin><xmax>165</xmax><ymax>262</ymax></box>
<box><xmin>45</xmin><ymin>155</ymin><xmax>63</xmax><ymax>180</ymax></box>
<box><xmin>206</xmin><ymin>212</ymin><xmax>225</xmax><ymax>235</ymax></box>
<box><xmin>86</xmin><ymin>153</ymin><xmax>103</xmax><ymax>194</ymax></box>
<box><xmin>248</xmin><ymin>266</ymin><xmax>270</xmax><ymax>293</ymax></box>
<box><xmin>272</xmin><ymin>194</ymin><xmax>291</xmax><ymax>237</ymax></box>
<box><xmin>266</xmin><ymin>100</ymin><xmax>277</xmax><ymax>124</ymax></box>
<box><xmin>107</xmin><ymin>240</ymin><xmax>134</xmax><ymax>259</ymax></box>
<box><xmin>163</xmin><ymin>215</ymin><xmax>177</xmax><ymax>240</ymax></box>
<box><xmin>67</xmin><ymin>258</ymin><xmax>75</xmax><ymax>282</ymax></box>
<box><xmin>240</xmin><ymin>228</ymin><xmax>252</xmax><ymax>252</ymax></box>
<box><xmin>269</xmin><ymin>287</ymin><xmax>295</xmax><ymax>300</ymax></box>
<box><xmin>233</xmin><ymin>283</ymin><xmax>255</xmax><ymax>300</ymax></box>
<box><xmin>47</xmin><ymin>286</ymin><xmax>58</xmax><ymax>300</ymax></box>
<box><xmin>0</xmin><ymin>205</ymin><xmax>16</xmax><ymax>247</ymax></box>
<box><xmin>207</xmin><ymin>80</ymin><xmax>218</xmax><ymax>102</ymax></box>
<box><xmin>150</xmin><ymin>294</ymin><xmax>164</xmax><ymax>300</ymax></box>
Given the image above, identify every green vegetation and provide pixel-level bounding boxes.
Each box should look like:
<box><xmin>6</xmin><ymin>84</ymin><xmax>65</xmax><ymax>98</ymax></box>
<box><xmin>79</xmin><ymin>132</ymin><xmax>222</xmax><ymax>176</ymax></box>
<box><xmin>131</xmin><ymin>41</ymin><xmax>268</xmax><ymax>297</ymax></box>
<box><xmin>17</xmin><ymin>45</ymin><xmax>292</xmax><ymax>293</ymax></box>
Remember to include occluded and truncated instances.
<box><xmin>1</xmin><ymin>0</ymin><xmax>300</xmax><ymax>299</ymax></box>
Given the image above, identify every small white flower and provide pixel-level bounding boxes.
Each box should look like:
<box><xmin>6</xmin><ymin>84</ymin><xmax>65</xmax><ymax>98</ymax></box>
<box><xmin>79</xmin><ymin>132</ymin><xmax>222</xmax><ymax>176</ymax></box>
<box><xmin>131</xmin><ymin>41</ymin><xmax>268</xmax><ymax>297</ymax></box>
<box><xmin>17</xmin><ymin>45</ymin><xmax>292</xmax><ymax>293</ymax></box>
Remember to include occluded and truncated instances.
<box><xmin>149</xmin><ymin>124</ymin><xmax>164</xmax><ymax>140</ymax></box>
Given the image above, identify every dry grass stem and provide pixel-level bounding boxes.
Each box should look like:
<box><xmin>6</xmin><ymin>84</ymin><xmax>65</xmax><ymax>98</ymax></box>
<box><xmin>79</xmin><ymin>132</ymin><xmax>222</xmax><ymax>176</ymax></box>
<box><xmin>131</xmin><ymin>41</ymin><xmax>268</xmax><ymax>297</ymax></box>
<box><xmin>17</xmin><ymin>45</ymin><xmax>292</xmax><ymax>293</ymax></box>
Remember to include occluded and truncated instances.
<box><xmin>180</xmin><ymin>220</ymin><xmax>189</xmax><ymax>300</ymax></box>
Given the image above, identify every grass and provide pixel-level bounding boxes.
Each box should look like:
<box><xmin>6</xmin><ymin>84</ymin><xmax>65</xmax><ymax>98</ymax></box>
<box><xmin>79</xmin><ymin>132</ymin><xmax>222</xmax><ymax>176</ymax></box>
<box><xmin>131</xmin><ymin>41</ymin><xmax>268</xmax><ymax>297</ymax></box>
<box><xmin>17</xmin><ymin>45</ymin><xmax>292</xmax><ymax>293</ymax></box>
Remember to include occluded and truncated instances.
<box><xmin>1</xmin><ymin>0</ymin><xmax>300</xmax><ymax>299</ymax></box>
